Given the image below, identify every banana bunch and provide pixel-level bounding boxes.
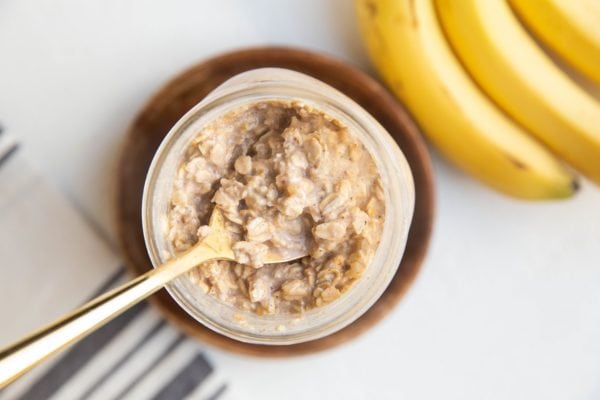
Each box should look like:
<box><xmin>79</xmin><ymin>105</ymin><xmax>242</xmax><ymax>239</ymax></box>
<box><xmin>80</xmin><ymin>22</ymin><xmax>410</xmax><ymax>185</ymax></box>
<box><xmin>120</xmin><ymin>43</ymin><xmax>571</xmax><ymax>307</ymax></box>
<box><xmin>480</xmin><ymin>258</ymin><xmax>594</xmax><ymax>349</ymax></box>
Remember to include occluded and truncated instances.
<box><xmin>356</xmin><ymin>0</ymin><xmax>600</xmax><ymax>199</ymax></box>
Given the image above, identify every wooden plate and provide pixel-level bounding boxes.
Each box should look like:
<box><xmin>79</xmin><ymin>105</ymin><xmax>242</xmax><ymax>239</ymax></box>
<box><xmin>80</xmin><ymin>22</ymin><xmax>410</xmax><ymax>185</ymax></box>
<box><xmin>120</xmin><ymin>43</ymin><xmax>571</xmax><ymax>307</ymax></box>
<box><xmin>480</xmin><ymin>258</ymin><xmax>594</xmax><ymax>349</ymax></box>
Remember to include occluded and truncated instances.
<box><xmin>116</xmin><ymin>47</ymin><xmax>434</xmax><ymax>356</ymax></box>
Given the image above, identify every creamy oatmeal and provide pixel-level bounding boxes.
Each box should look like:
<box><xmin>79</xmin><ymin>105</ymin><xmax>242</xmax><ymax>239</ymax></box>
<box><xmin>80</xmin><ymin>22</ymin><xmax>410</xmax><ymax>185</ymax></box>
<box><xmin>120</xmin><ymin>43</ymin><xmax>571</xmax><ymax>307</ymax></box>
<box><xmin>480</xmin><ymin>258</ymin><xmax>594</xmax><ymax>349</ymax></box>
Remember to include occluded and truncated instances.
<box><xmin>167</xmin><ymin>100</ymin><xmax>385</xmax><ymax>315</ymax></box>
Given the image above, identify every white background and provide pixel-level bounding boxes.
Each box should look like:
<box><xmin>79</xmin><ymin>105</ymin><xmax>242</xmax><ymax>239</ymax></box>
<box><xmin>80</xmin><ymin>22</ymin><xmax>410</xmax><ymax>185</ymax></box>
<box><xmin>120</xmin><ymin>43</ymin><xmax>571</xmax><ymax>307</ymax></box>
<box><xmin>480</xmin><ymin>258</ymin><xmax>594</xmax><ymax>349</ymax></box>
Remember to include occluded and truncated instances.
<box><xmin>2</xmin><ymin>1</ymin><xmax>600</xmax><ymax>399</ymax></box>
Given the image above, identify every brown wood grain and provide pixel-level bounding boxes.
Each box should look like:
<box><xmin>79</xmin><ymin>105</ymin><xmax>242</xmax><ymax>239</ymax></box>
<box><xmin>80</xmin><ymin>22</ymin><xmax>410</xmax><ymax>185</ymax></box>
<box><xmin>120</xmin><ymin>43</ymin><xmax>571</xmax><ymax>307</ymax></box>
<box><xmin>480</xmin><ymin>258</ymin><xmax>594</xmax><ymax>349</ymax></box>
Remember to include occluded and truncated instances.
<box><xmin>116</xmin><ymin>47</ymin><xmax>435</xmax><ymax>356</ymax></box>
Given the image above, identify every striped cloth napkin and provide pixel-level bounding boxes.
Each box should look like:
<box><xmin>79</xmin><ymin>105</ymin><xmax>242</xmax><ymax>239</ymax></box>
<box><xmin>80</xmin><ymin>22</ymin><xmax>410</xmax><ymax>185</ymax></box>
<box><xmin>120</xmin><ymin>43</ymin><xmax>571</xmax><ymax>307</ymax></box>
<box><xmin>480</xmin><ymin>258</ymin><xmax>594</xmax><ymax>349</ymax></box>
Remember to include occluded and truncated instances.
<box><xmin>0</xmin><ymin>128</ymin><xmax>228</xmax><ymax>400</ymax></box>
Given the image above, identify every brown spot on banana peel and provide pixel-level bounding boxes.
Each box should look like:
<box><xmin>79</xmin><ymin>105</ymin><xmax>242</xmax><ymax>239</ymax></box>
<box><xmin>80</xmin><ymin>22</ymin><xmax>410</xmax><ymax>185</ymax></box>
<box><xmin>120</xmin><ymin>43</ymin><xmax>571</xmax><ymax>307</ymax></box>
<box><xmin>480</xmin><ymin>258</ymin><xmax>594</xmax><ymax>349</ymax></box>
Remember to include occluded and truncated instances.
<box><xmin>408</xmin><ymin>0</ymin><xmax>419</xmax><ymax>28</ymax></box>
<box><xmin>503</xmin><ymin>153</ymin><xmax>528</xmax><ymax>170</ymax></box>
<box><xmin>393</xmin><ymin>79</ymin><xmax>404</xmax><ymax>95</ymax></box>
<box><xmin>365</xmin><ymin>0</ymin><xmax>377</xmax><ymax>17</ymax></box>
<box><xmin>365</xmin><ymin>7</ymin><xmax>388</xmax><ymax>55</ymax></box>
<box><xmin>437</xmin><ymin>84</ymin><xmax>461</xmax><ymax>113</ymax></box>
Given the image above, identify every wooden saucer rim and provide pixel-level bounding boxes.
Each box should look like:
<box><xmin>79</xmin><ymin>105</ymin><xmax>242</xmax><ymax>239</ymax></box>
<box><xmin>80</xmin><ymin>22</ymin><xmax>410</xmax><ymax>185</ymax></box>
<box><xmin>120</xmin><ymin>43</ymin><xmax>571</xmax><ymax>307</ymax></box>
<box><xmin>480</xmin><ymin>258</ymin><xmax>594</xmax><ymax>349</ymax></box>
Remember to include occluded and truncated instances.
<box><xmin>116</xmin><ymin>46</ymin><xmax>435</xmax><ymax>357</ymax></box>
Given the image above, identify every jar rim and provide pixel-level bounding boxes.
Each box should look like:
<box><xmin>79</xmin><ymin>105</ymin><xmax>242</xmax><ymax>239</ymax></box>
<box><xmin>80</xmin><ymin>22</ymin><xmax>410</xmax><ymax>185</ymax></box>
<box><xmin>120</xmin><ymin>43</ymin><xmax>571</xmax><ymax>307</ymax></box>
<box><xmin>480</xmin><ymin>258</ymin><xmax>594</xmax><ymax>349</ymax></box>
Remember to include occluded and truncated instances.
<box><xmin>142</xmin><ymin>68</ymin><xmax>415</xmax><ymax>345</ymax></box>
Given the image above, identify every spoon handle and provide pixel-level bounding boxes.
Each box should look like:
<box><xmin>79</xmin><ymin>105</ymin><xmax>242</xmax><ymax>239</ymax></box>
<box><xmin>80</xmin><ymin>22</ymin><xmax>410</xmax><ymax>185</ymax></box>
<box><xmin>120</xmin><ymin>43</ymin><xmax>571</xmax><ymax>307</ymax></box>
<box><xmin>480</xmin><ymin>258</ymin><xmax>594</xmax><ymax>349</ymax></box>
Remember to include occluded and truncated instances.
<box><xmin>0</xmin><ymin>266</ymin><xmax>167</xmax><ymax>388</ymax></box>
<box><xmin>0</xmin><ymin>208</ymin><xmax>234</xmax><ymax>389</ymax></box>
<box><xmin>0</xmin><ymin>251</ymin><xmax>208</xmax><ymax>389</ymax></box>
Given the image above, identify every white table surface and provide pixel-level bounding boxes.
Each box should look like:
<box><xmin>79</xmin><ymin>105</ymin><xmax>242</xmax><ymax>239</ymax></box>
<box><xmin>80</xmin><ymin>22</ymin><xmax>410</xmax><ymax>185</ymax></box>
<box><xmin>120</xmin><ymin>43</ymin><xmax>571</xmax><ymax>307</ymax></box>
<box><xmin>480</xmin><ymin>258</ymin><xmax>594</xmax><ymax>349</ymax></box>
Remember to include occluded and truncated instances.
<box><xmin>2</xmin><ymin>1</ymin><xmax>600</xmax><ymax>399</ymax></box>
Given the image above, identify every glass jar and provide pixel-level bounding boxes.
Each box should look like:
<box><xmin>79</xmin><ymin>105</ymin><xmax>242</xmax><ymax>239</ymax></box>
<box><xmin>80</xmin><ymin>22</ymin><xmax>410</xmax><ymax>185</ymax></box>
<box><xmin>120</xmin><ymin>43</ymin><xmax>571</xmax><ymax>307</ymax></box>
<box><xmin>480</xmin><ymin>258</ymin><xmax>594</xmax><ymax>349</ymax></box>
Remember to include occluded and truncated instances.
<box><xmin>142</xmin><ymin>68</ymin><xmax>415</xmax><ymax>345</ymax></box>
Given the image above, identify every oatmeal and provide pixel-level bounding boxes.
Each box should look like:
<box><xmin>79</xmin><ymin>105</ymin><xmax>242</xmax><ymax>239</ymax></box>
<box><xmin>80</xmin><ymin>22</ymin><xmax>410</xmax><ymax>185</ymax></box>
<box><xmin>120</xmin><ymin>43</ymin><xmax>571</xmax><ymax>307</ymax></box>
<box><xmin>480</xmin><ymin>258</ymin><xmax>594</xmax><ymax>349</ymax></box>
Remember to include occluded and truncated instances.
<box><xmin>167</xmin><ymin>100</ymin><xmax>385</xmax><ymax>315</ymax></box>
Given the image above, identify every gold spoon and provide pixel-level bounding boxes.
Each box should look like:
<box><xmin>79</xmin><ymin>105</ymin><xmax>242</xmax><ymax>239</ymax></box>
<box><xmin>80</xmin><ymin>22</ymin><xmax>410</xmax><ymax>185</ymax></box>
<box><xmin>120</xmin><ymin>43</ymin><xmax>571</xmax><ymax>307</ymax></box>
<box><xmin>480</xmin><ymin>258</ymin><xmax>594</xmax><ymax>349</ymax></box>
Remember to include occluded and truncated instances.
<box><xmin>0</xmin><ymin>209</ymin><xmax>307</xmax><ymax>388</ymax></box>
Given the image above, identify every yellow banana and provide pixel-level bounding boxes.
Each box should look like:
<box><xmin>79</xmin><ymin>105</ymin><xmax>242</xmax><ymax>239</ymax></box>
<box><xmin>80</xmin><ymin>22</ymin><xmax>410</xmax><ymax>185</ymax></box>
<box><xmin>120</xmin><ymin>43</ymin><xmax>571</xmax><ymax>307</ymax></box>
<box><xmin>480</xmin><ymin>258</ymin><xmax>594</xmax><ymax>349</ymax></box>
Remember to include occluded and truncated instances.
<box><xmin>510</xmin><ymin>0</ymin><xmax>600</xmax><ymax>86</ymax></box>
<box><xmin>355</xmin><ymin>0</ymin><xmax>576</xmax><ymax>199</ymax></box>
<box><xmin>436</xmin><ymin>0</ymin><xmax>600</xmax><ymax>184</ymax></box>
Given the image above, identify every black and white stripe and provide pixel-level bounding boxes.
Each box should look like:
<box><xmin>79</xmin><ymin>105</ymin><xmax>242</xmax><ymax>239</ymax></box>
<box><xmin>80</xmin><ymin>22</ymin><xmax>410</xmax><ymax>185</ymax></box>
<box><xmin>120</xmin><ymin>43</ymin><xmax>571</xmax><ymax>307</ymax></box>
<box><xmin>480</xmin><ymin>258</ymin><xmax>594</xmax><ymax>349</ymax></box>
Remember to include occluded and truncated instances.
<box><xmin>1</xmin><ymin>269</ymin><xmax>226</xmax><ymax>400</ymax></box>
<box><xmin>0</xmin><ymin>127</ymin><xmax>227</xmax><ymax>399</ymax></box>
